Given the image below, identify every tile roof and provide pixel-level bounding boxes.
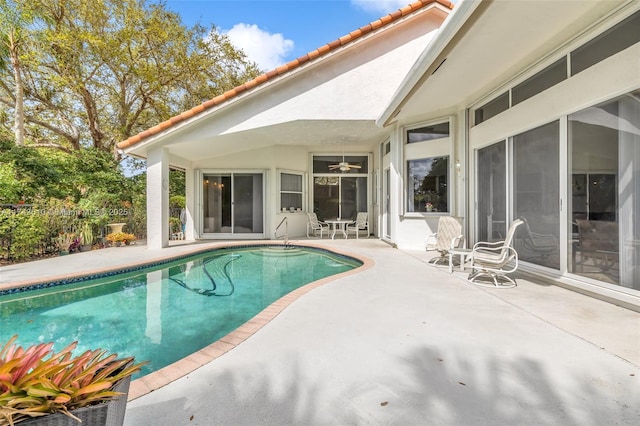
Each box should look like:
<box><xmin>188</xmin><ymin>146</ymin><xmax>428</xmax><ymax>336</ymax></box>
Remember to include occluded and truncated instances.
<box><xmin>117</xmin><ymin>0</ymin><xmax>454</xmax><ymax>150</ymax></box>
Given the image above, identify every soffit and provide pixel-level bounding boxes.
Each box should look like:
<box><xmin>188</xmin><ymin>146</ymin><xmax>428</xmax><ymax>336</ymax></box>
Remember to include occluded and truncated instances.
<box><xmin>393</xmin><ymin>0</ymin><xmax>626</xmax><ymax>123</ymax></box>
<box><xmin>154</xmin><ymin>120</ymin><xmax>390</xmax><ymax>162</ymax></box>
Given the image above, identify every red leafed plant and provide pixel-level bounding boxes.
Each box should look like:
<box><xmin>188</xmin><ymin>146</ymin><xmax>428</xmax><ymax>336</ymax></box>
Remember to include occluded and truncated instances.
<box><xmin>0</xmin><ymin>335</ymin><xmax>145</xmax><ymax>426</ymax></box>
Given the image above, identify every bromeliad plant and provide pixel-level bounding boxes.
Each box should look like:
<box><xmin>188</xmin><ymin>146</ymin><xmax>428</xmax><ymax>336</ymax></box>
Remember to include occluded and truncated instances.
<box><xmin>0</xmin><ymin>336</ymin><xmax>145</xmax><ymax>425</ymax></box>
<box><xmin>105</xmin><ymin>232</ymin><xmax>136</xmax><ymax>245</ymax></box>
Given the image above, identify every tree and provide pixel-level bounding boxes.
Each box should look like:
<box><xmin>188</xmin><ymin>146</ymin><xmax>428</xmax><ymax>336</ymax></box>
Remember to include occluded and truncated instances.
<box><xmin>0</xmin><ymin>0</ymin><xmax>261</xmax><ymax>153</ymax></box>
<box><xmin>0</xmin><ymin>0</ymin><xmax>35</xmax><ymax>146</ymax></box>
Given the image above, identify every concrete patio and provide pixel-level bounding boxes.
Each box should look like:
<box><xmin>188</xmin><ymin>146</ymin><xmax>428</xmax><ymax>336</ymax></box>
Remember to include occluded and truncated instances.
<box><xmin>1</xmin><ymin>239</ymin><xmax>638</xmax><ymax>425</ymax></box>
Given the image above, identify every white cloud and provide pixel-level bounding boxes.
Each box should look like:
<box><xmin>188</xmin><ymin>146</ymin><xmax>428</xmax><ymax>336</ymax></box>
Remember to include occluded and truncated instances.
<box><xmin>350</xmin><ymin>0</ymin><xmax>411</xmax><ymax>15</ymax></box>
<box><xmin>224</xmin><ymin>23</ymin><xmax>294</xmax><ymax>71</ymax></box>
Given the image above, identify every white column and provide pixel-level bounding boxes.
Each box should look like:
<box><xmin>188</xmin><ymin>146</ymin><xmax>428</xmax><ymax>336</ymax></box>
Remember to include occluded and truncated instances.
<box><xmin>185</xmin><ymin>167</ymin><xmax>195</xmax><ymax>241</ymax></box>
<box><xmin>147</xmin><ymin>146</ymin><xmax>169</xmax><ymax>249</ymax></box>
<box><xmin>389</xmin><ymin>126</ymin><xmax>401</xmax><ymax>245</ymax></box>
<box><xmin>618</xmin><ymin>96</ymin><xmax>640</xmax><ymax>289</ymax></box>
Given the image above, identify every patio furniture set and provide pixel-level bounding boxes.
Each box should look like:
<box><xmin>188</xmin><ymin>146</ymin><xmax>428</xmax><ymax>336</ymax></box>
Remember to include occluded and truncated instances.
<box><xmin>306</xmin><ymin>212</ymin><xmax>370</xmax><ymax>240</ymax></box>
<box><xmin>426</xmin><ymin>216</ymin><xmax>524</xmax><ymax>288</ymax></box>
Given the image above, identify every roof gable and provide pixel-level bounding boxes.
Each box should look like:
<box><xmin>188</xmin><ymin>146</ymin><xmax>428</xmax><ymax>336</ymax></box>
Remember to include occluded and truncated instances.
<box><xmin>117</xmin><ymin>0</ymin><xmax>453</xmax><ymax>151</ymax></box>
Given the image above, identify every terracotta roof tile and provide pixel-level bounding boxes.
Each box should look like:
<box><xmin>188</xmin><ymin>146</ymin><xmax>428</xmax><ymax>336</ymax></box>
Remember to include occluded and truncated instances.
<box><xmin>117</xmin><ymin>0</ymin><xmax>453</xmax><ymax>150</ymax></box>
<box><xmin>328</xmin><ymin>39</ymin><xmax>342</xmax><ymax>49</ymax></box>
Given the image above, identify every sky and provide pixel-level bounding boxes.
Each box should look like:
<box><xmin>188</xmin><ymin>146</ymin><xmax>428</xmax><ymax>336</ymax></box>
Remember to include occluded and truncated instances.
<box><xmin>164</xmin><ymin>0</ymin><xmax>427</xmax><ymax>71</ymax></box>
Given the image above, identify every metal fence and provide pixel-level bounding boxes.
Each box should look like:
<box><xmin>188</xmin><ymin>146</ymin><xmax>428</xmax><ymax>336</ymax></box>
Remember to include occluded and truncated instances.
<box><xmin>0</xmin><ymin>204</ymin><xmax>146</xmax><ymax>263</ymax></box>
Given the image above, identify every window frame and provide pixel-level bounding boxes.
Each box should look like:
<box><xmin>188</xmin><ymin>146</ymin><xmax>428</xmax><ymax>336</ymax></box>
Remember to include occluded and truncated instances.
<box><xmin>402</xmin><ymin>118</ymin><xmax>453</xmax><ymax>216</ymax></box>
<box><xmin>277</xmin><ymin>169</ymin><xmax>306</xmax><ymax>213</ymax></box>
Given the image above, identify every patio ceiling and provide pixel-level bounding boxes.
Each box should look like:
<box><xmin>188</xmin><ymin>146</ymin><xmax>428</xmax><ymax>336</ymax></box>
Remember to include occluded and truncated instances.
<box><xmin>158</xmin><ymin>119</ymin><xmax>389</xmax><ymax>162</ymax></box>
<box><xmin>381</xmin><ymin>0</ymin><xmax>627</xmax><ymax>124</ymax></box>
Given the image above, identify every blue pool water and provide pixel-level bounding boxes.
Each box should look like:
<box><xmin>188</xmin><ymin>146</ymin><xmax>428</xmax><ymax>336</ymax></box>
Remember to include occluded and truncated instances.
<box><xmin>0</xmin><ymin>246</ymin><xmax>361</xmax><ymax>378</ymax></box>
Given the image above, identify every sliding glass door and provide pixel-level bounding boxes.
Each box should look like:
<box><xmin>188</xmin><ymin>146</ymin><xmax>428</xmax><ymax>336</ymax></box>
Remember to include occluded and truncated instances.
<box><xmin>475</xmin><ymin>90</ymin><xmax>640</xmax><ymax>289</ymax></box>
<box><xmin>312</xmin><ymin>155</ymin><xmax>369</xmax><ymax>221</ymax></box>
<box><xmin>568</xmin><ymin>90</ymin><xmax>640</xmax><ymax>288</ymax></box>
<box><xmin>475</xmin><ymin>122</ymin><xmax>560</xmax><ymax>270</ymax></box>
<box><xmin>202</xmin><ymin>173</ymin><xmax>264</xmax><ymax>236</ymax></box>
<box><xmin>312</xmin><ymin>176</ymin><xmax>367</xmax><ymax>221</ymax></box>
<box><xmin>513</xmin><ymin>121</ymin><xmax>560</xmax><ymax>270</ymax></box>
<box><xmin>476</xmin><ymin>142</ymin><xmax>506</xmax><ymax>242</ymax></box>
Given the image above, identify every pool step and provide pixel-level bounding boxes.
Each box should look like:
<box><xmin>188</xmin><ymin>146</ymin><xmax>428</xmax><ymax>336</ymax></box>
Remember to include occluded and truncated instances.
<box><xmin>253</xmin><ymin>247</ymin><xmax>307</xmax><ymax>257</ymax></box>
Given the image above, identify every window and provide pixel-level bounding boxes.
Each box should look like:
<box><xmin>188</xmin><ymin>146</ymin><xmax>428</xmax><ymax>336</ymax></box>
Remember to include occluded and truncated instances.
<box><xmin>475</xmin><ymin>92</ymin><xmax>509</xmax><ymax>125</ymax></box>
<box><xmin>407</xmin><ymin>157</ymin><xmax>448</xmax><ymax>213</ymax></box>
<box><xmin>312</xmin><ymin>155</ymin><xmax>368</xmax><ymax>174</ymax></box>
<box><xmin>407</xmin><ymin>122</ymin><xmax>449</xmax><ymax>143</ymax></box>
<box><xmin>512</xmin><ymin>57</ymin><xmax>567</xmax><ymax>106</ymax></box>
<box><xmin>404</xmin><ymin>120</ymin><xmax>451</xmax><ymax>214</ymax></box>
<box><xmin>571</xmin><ymin>10</ymin><xmax>640</xmax><ymax>75</ymax></box>
<box><xmin>471</xmin><ymin>10</ymin><xmax>640</xmax><ymax>126</ymax></box>
<box><xmin>279</xmin><ymin>172</ymin><xmax>303</xmax><ymax>211</ymax></box>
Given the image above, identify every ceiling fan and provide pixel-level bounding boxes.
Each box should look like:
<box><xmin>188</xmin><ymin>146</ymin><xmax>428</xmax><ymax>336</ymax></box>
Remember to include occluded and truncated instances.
<box><xmin>329</xmin><ymin>142</ymin><xmax>361</xmax><ymax>171</ymax></box>
<box><xmin>328</xmin><ymin>159</ymin><xmax>361</xmax><ymax>172</ymax></box>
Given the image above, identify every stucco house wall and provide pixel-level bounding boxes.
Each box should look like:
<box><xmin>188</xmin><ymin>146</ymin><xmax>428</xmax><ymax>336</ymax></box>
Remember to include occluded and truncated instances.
<box><xmin>384</xmin><ymin>1</ymin><xmax>640</xmax><ymax>308</ymax></box>
<box><xmin>131</xmin><ymin>4</ymin><xmax>450</xmax><ymax>248</ymax></box>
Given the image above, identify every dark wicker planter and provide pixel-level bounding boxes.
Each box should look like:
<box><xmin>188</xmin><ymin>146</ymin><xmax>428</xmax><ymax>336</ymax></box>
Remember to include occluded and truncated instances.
<box><xmin>19</xmin><ymin>375</ymin><xmax>131</xmax><ymax>426</ymax></box>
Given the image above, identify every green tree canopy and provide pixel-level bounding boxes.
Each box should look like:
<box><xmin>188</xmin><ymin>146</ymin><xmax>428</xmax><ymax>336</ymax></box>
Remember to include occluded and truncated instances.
<box><xmin>0</xmin><ymin>0</ymin><xmax>261</xmax><ymax>154</ymax></box>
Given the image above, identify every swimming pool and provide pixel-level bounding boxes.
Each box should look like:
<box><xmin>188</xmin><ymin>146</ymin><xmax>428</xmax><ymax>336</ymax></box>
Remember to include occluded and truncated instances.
<box><xmin>0</xmin><ymin>245</ymin><xmax>362</xmax><ymax>379</ymax></box>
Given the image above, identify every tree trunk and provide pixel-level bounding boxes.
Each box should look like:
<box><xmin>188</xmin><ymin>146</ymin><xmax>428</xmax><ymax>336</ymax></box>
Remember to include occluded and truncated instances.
<box><xmin>79</xmin><ymin>85</ymin><xmax>105</xmax><ymax>150</ymax></box>
<box><xmin>8</xmin><ymin>32</ymin><xmax>25</xmax><ymax>146</ymax></box>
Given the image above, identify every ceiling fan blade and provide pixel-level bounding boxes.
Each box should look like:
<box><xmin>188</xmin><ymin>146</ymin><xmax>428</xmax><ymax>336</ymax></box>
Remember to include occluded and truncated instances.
<box><xmin>329</xmin><ymin>161</ymin><xmax>361</xmax><ymax>171</ymax></box>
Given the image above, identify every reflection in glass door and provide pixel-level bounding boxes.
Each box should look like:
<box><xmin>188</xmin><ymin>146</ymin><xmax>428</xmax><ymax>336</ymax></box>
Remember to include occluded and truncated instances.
<box><xmin>203</xmin><ymin>174</ymin><xmax>230</xmax><ymax>233</ymax></box>
<box><xmin>476</xmin><ymin>142</ymin><xmax>506</xmax><ymax>242</ymax></box>
<box><xmin>513</xmin><ymin>121</ymin><xmax>560</xmax><ymax>270</ymax></box>
<box><xmin>568</xmin><ymin>91</ymin><xmax>640</xmax><ymax>287</ymax></box>
<box><xmin>203</xmin><ymin>173</ymin><xmax>263</xmax><ymax>235</ymax></box>
<box><xmin>341</xmin><ymin>177</ymin><xmax>367</xmax><ymax>220</ymax></box>
<box><xmin>475</xmin><ymin>123</ymin><xmax>560</xmax><ymax>270</ymax></box>
<box><xmin>313</xmin><ymin>176</ymin><xmax>367</xmax><ymax>221</ymax></box>
<box><xmin>313</xmin><ymin>177</ymin><xmax>339</xmax><ymax>220</ymax></box>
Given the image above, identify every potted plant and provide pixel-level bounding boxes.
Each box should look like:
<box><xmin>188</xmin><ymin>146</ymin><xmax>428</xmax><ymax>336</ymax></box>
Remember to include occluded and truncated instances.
<box><xmin>121</xmin><ymin>233</ymin><xmax>136</xmax><ymax>246</ymax></box>
<box><xmin>79</xmin><ymin>224</ymin><xmax>93</xmax><ymax>252</ymax></box>
<box><xmin>0</xmin><ymin>335</ymin><xmax>145</xmax><ymax>426</ymax></box>
<box><xmin>105</xmin><ymin>232</ymin><xmax>136</xmax><ymax>247</ymax></box>
<box><xmin>68</xmin><ymin>237</ymin><xmax>81</xmax><ymax>254</ymax></box>
<box><xmin>55</xmin><ymin>233</ymin><xmax>75</xmax><ymax>255</ymax></box>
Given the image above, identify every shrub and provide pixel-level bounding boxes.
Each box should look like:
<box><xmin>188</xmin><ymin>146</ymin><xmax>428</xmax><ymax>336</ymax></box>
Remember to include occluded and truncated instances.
<box><xmin>0</xmin><ymin>209</ymin><xmax>47</xmax><ymax>261</ymax></box>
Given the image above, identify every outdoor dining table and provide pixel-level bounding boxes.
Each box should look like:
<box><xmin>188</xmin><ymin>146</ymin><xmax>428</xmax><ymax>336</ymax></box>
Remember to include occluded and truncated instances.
<box><xmin>324</xmin><ymin>219</ymin><xmax>353</xmax><ymax>239</ymax></box>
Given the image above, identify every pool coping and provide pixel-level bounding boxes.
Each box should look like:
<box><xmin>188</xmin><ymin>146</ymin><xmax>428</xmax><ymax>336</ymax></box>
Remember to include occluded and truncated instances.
<box><xmin>0</xmin><ymin>240</ymin><xmax>374</xmax><ymax>400</ymax></box>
